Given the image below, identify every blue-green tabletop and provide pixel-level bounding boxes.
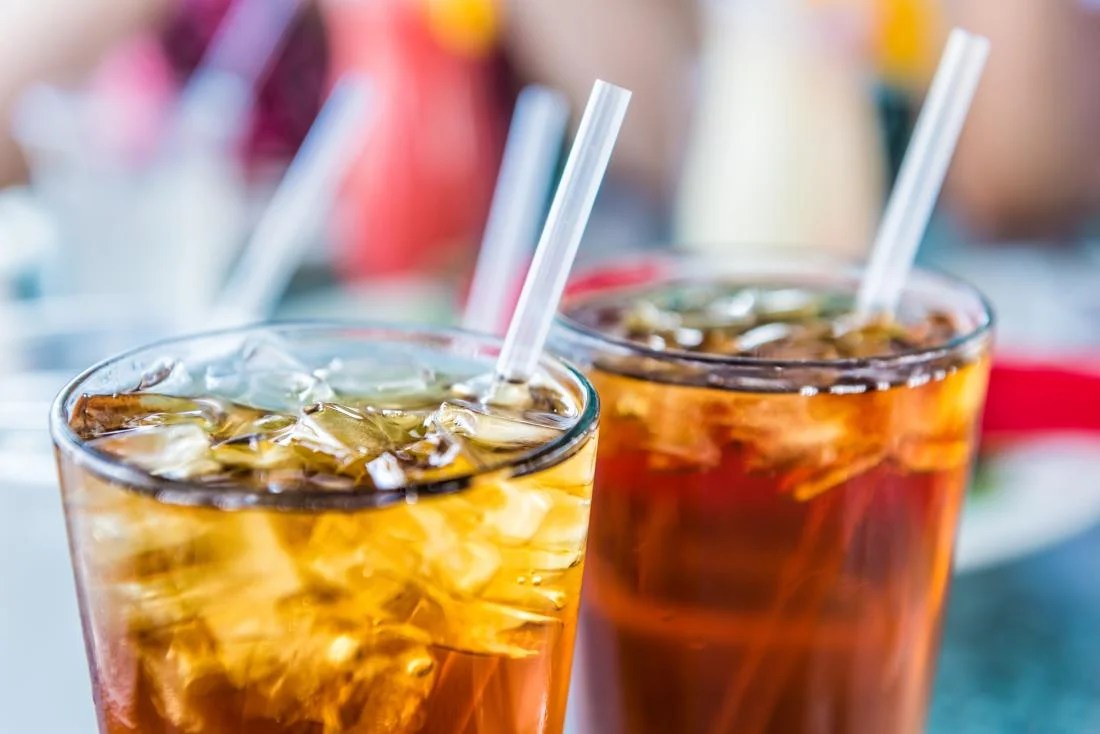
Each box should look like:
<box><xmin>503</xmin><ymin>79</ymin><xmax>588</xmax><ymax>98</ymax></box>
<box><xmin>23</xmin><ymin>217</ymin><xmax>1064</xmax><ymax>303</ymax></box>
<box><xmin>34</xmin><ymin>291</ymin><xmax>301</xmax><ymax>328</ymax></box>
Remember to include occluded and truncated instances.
<box><xmin>930</xmin><ymin>525</ymin><xmax>1100</xmax><ymax>733</ymax></box>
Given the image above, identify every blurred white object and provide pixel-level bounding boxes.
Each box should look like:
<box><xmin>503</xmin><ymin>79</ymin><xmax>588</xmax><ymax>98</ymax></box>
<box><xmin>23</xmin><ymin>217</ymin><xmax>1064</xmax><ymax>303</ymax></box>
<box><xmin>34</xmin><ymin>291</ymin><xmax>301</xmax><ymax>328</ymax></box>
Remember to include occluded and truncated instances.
<box><xmin>0</xmin><ymin>187</ymin><xmax>56</xmax><ymax>374</ymax></box>
<box><xmin>932</xmin><ymin>242</ymin><xmax>1100</xmax><ymax>571</ymax></box>
<box><xmin>675</xmin><ymin>0</ymin><xmax>883</xmax><ymax>257</ymax></box>
<box><xmin>0</xmin><ymin>187</ymin><xmax>57</xmax><ymax>272</ymax></box>
<box><xmin>956</xmin><ymin>438</ymin><xmax>1100</xmax><ymax>572</ymax></box>
<box><xmin>14</xmin><ymin>83</ymin><xmax>247</xmax><ymax>332</ymax></box>
<box><xmin>213</xmin><ymin>76</ymin><xmax>373</xmax><ymax>328</ymax></box>
<box><xmin>464</xmin><ymin>85</ymin><xmax>569</xmax><ymax>335</ymax></box>
<box><xmin>857</xmin><ymin>28</ymin><xmax>990</xmax><ymax>317</ymax></box>
<box><xmin>935</xmin><ymin>244</ymin><xmax>1100</xmax><ymax>351</ymax></box>
<box><xmin>11</xmin><ymin>0</ymin><xmax>306</xmax><ymax>334</ymax></box>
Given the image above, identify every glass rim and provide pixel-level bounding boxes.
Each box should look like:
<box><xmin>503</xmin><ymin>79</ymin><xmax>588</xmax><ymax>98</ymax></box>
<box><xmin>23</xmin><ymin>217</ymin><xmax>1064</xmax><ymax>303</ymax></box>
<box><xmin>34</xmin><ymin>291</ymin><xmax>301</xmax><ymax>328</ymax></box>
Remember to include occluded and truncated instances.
<box><xmin>556</xmin><ymin>253</ymin><xmax>995</xmax><ymax>372</ymax></box>
<box><xmin>49</xmin><ymin>321</ymin><xmax>600</xmax><ymax>511</ymax></box>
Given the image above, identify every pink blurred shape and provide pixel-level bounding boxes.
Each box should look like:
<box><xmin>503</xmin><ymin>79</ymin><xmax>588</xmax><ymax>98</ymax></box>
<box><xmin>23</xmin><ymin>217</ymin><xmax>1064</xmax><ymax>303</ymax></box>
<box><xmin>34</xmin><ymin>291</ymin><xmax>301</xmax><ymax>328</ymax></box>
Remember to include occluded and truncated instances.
<box><xmin>88</xmin><ymin>35</ymin><xmax>176</xmax><ymax>164</ymax></box>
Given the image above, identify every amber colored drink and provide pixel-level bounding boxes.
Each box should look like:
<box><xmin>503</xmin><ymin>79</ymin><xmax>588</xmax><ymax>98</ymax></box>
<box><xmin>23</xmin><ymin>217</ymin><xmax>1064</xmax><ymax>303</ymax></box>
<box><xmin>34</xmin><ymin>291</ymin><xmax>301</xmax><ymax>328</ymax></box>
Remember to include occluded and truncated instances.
<box><xmin>555</xmin><ymin>261</ymin><xmax>992</xmax><ymax>734</ymax></box>
<box><xmin>51</xmin><ymin>325</ymin><xmax>599</xmax><ymax>734</ymax></box>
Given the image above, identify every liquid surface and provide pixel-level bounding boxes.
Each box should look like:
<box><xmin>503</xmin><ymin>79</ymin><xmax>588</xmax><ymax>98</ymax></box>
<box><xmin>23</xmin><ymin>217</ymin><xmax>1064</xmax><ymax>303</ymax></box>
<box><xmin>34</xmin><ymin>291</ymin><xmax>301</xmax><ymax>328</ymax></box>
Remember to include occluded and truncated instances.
<box><xmin>566</xmin><ymin>280</ymin><xmax>964</xmax><ymax>360</ymax></box>
<box><xmin>70</xmin><ymin>334</ymin><xmax>579</xmax><ymax>495</ymax></box>
<box><xmin>59</xmin><ymin>333</ymin><xmax>597</xmax><ymax>734</ymax></box>
<box><xmin>561</xmin><ymin>283</ymin><xmax>990</xmax><ymax>734</ymax></box>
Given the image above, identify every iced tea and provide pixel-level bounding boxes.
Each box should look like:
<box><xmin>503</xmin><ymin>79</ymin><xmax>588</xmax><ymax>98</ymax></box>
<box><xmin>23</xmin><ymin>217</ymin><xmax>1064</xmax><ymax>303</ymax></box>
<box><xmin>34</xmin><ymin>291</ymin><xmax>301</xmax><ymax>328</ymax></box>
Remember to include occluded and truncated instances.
<box><xmin>555</xmin><ymin>262</ymin><xmax>992</xmax><ymax>734</ymax></box>
<box><xmin>51</xmin><ymin>325</ymin><xmax>599</xmax><ymax>734</ymax></box>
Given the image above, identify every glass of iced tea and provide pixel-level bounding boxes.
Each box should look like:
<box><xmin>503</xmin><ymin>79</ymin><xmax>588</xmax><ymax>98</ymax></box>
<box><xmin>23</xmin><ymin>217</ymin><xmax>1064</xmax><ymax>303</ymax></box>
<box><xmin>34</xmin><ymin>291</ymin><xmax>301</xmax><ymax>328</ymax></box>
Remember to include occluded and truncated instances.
<box><xmin>553</xmin><ymin>255</ymin><xmax>992</xmax><ymax>734</ymax></box>
<box><xmin>50</xmin><ymin>323</ymin><xmax>599</xmax><ymax>734</ymax></box>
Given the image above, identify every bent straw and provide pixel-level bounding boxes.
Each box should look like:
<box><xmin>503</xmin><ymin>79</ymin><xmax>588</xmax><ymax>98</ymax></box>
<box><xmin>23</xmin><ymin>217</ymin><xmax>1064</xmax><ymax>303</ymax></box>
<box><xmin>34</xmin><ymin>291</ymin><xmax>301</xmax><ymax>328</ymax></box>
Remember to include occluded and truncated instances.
<box><xmin>494</xmin><ymin>80</ymin><xmax>632</xmax><ymax>383</ymax></box>
<box><xmin>856</xmin><ymin>28</ymin><xmax>990</xmax><ymax>317</ymax></box>
<box><xmin>463</xmin><ymin>85</ymin><xmax>570</xmax><ymax>335</ymax></box>
<box><xmin>211</xmin><ymin>76</ymin><xmax>373</xmax><ymax>327</ymax></box>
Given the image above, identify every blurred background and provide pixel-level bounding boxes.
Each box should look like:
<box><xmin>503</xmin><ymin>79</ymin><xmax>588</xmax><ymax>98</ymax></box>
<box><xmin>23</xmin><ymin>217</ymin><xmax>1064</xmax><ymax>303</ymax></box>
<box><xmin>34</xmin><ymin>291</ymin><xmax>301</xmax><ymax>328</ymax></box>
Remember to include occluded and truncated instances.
<box><xmin>1</xmin><ymin>0</ymin><xmax>1100</xmax><ymax>731</ymax></box>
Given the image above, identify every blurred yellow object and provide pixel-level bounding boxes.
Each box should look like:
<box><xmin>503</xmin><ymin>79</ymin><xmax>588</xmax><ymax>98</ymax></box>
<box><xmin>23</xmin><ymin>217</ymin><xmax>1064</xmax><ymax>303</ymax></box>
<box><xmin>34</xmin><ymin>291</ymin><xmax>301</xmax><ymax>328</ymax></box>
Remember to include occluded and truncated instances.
<box><xmin>424</xmin><ymin>0</ymin><xmax>498</xmax><ymax>57</ymax></box>
<box><xmin>807</xmin><ymin>0</ymin><xmax>945</xmax><ymax>86</ymax></box>
<box><xmin>874</xmin><ymin>0</ymin><xmax>946</xmax><ymax>87</ymax></box>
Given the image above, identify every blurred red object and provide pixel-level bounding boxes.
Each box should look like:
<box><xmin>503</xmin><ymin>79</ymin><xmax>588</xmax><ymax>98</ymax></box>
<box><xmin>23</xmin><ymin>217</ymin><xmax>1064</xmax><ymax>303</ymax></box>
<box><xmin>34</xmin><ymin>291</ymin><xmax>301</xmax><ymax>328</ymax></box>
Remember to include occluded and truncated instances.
<box><xmin>161</xmin><ymin>0</ymin><xmax>329</xmax><ymax>166</ymax></box>
<box><xmin>982</xmin><ymin>356</ymin><xmax>1100</xmax><ymax>442</ymax></box>
<box><xmin>564</xmin><ymin>259</ymin><xmax>671</xmax><ymax>300</ymax></box>
<box><xmin>324</xmin><ymin>0</ymin><xmax>502</xmax><ymax>278</ymax></box>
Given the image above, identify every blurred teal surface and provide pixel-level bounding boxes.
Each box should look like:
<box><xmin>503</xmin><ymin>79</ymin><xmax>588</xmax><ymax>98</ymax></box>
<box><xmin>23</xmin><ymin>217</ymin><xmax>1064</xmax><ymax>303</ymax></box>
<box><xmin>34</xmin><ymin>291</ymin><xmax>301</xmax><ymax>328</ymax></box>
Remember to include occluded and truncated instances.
<box><xmin>931</xmin><ymin>526</ymin><xmax>1100</xmax><ymax>733</ymax></box>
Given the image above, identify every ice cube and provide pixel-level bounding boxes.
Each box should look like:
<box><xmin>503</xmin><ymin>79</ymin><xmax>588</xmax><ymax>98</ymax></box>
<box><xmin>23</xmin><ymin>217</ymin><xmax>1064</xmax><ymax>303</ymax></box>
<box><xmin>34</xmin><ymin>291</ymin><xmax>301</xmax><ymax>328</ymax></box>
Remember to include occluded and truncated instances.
<box><xmin>895</xmin><ymin>435</ymin><xmax>972</xmax><ymax>474</ymax></box>
<box><xmin>781</xmin><ymin>451</ymin><xmax>885</xmax><ymax>501</ymax></box>
<box><xmin>478</xmin><ymin>480</ymin><xmax>553</xmax><ymax>545</ymax></box>
<box><xmin>409</xmin><ymin>505</ymin><xmax>501</xmax><ymax>595</ymax></box>
<box><xmin>396</xmin><ymin>432</ymin><xmax>462</xmax><ymax>470</ymax></box>
<box><xmin>701</xmin><ymin>290</ymin><xmax>756</xmax><ymax>325</ymax></box>
<box><xmin>204</xmin><ymin>360</ymin><xmax>244</xmax><ymax>396</ymax></box>
<box><xmin>532</xmin><ymin>435</ymin><xmax>598</xmax><ymax>497</ymax></box>
<box><xmin>480</xmin><ymin>568</ymin><xmax>571</xmax><ymax>613</ymax></box>
<box><xmin>209</xmin><ymin>360</ymin><xmax>335</xmax><ymax>412</ymax></box>
<box><xmin>70</xmin><ymin>393</ymin><xmax>218</xmax><ymax>437</ymax></box>
<box><xmin>89</xmin><ymin>423</ymin><xmax>218</xmax><ymax>479</ymax></box>
<box><xmin>240</xmin><ymin>335</ymin><xmax>311</xmax><ymax>373</ymax></box>
<box><xmin>177</xmin><ymin>513</ymin><xmax>299</xmax><ymax>634</ymax></box>
<box><xmin>609</xmin><ymin>385</ymin><xmax>721</xmax><ymax>471</ymax></box>
<box><xmin>343</xmin><ymin>640</ymin><xmax>436</xmax><ymax>734</ymax></box>
<box><xmin>298</xmin><ymin>514</ymin><xmax>417</xmax><ymax>591</ymax></box>
<box><xmin>282</xmin><ymin>403</ymin><xmax>415</xmax><ymax>482</ymax></box>
<box><xmin>755</xmin><ymin>288</ymin><xmax>817</xmax><ymax>320</ymax></box>
<box><xmin>893</xmin><ymin>359</ymin><xmax>988</xmax><ymax>473</ymax></box>
<box><xmin>211</xmin><ymin>405</ymin><xmax>295</xmax><ymax>443</ymax></box>
<box><xmin>441</xmin><ymin>596</ymin><xmax>556</xmax><ymax>657</ymax></box>
<box><xmin>203</xmin><ymin>341</ymin><xmax>286</xmax><ymax>395</ymax></box>
<box><xmin>472</xmin><ymin>482</ymin><xmax>590</xmax><ymax>613</ymax></box>
<box><xmin>624</xmin><ymin>299</ymin><xmax>681</xmax><ymax>333</ymax></box>
<box><xmin>134</xmin><ymin>358</ymin><xmax>196</xmax><ymax>395</ymax></box>
<box><xmin>247</xmin><ymin>370</ymin><xmax>335</xmax><ymax>413</ymax></box>
<box><xmin>321</xmin><ymin>353</ymin><xmax>435</xmax><ymax>402</ymax></box>
<box><xmin>716</xmin><ymin>391</ymin><xmax>889</xmax><ymax>500</ymax></box>
<box><xmin>210</xmin><ymin>437</ymin><xmax>298</xmax><ymax>471</ymax></box>
<box><xmin>211</xmin><ymin>336</ymin><xmax>337</xmax><ymax>412</ymax></box>
<box><xmin>432</xmin><ymin>401</ymin><xmax>561</xmax><ymax>452</ymax></box>
<box><xmin>139</xmin><ymin>620</ymin><xmax>225</xmax><ymax>731</ymax></box>
<box><xmin>283</xmin><ymin>402</ymin><xmax>391</xmax><ymax>464</ymax></box>
<box><xmin>366</xmin><ymin>452</ymin><xmax>406</xmax><ymax>490</ymax></box>
<box><xmin>529</xmin><ymin>487</ymin><xmax>590</xmax><ymax>548</ymax></box>
<box><xmin>736</xmin><ymin>322</ymin><xmax>795</xmax><ymax>351</ymax></box>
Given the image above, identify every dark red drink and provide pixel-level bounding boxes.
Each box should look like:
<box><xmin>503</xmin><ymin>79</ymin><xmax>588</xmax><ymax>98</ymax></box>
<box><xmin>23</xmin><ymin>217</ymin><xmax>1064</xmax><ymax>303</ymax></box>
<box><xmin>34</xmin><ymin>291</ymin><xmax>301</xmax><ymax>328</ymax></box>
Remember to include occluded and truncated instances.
<box><xmin>555</xmin><ymin>260</ymin><xmax>992</xmax><ymax>734</ymax></box>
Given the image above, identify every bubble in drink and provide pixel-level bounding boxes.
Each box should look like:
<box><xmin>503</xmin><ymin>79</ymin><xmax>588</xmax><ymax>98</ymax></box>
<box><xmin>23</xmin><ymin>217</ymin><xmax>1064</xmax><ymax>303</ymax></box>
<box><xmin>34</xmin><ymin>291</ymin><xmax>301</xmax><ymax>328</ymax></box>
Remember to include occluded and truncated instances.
<box><xmin>556</xmin><ymin>271</ymin><xmax>991</xmax><ymax>734</ymax></box>
<box><xmin>54</xmin><ymin>327</ymin><xmax>598</xmax><ymax>734</ymax></box>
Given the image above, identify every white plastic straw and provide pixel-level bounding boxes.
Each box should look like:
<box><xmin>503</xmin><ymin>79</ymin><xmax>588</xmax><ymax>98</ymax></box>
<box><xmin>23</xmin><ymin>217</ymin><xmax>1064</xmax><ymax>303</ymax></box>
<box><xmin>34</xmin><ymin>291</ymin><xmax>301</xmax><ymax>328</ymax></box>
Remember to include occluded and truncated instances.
<box><xmin>857</xmin><ymin>28</ymin><xmax>990</xmax><ymax>317</ymax></box>
<box><xmin>211</xmin><ymin>76</ymin><xmax>373</xmax><ymax>327</ymax></box>
<box><xmin>463</xmin><ymin>86</ymin><xmax>570</xmax><ymax>335</ymax></box>
<box><xmin>495</xmin><ymin>80</ymin><xmax>632</xmax><ymax>382</ymax></box>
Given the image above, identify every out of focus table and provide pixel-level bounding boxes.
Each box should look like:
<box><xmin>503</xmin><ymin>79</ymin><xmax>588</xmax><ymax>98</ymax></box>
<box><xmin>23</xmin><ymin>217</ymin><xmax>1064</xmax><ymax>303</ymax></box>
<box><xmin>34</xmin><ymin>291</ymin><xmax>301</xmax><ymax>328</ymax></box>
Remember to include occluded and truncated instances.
<box><xmin>930</xmin><ymin>525</ymin><xmax>1100</xmax><ymax>732</ymax></box>
<box><xmin>4</xmin><ymin>242</ymin><xmax>1100</xmax><ymax>732</ymax></box>
<box><xmin>926</xmin><ymin>242</ymin><xmax>1100</xmax><ymax>733</ymax></box>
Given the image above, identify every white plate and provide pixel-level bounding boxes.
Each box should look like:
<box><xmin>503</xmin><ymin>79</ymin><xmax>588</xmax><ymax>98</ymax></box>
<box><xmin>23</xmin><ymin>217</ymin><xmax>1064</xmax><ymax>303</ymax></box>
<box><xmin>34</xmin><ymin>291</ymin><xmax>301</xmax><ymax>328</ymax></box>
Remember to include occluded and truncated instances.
<box><xmin>955</xmin><ymin>436</ymin><xmax>1100</xmax><ymax>573</ymax></box>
